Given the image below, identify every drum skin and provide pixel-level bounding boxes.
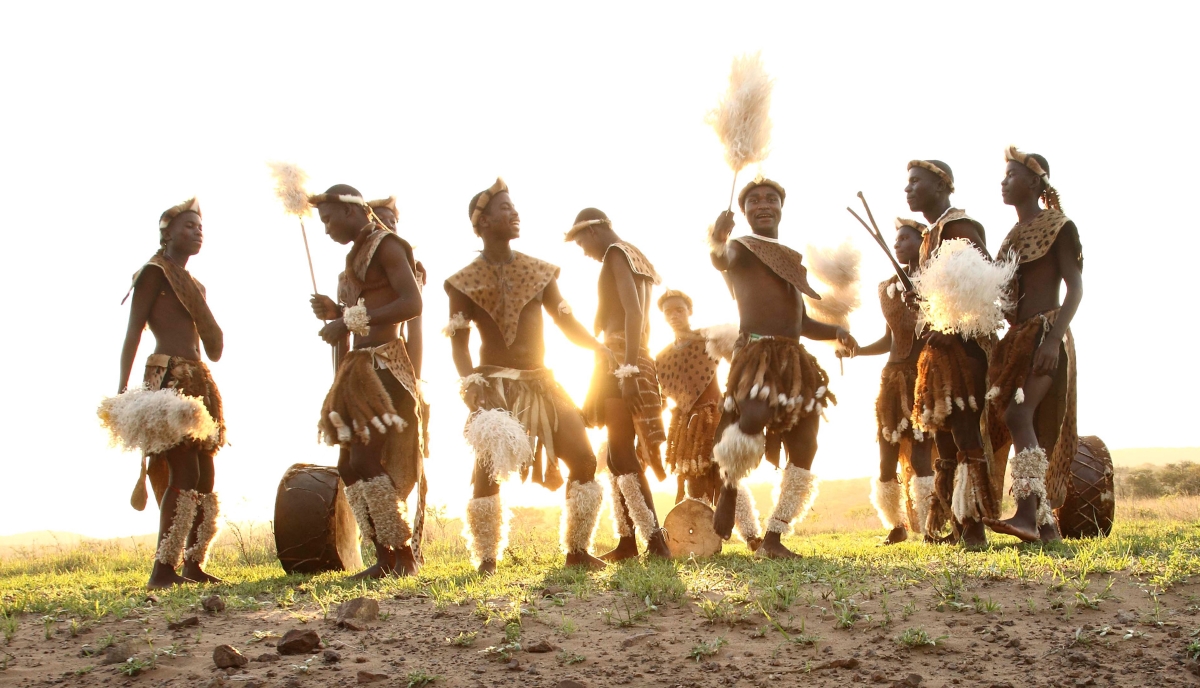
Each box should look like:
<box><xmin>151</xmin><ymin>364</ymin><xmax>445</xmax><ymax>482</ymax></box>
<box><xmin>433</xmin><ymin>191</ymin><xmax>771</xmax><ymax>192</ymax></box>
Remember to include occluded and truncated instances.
<box><xmin>663</xmin><ymin>498</ymin><xmax>723</xmax><ymax>558</ymax></box>
<box><xmin>274</xmin><ymin>464</ymin><xmax>363</xmax><ymax>574</ymax></box>
<box><xmin>1054</xmin><ymin>436</ymin><xmax>1115</xmax><ymax>539</ymax></box>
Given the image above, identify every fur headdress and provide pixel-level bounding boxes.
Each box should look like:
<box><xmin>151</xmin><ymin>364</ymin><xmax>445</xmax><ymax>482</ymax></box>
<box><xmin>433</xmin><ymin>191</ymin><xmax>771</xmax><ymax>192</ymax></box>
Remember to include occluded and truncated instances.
<box><xmin>564</xmin><ymin>208</ymin><xmax>612</xmax><ymax>242</ymax></box>
<box><xmin>895</xmin><ymin>217</ymin><xmax>928</xmax><ymax>234</ymax></box>
<box><xmin>368</xmin><ymin>196</ymin><xmax>397</xmax><ymax>213</ymax></box>
<box><xmin>1004</xmin><ymin>145</ymin><xmax>1061</xmax><ymax>211</ymax></box>
<box><xmin>307</xmin><ymin>191</ymin><xmax>367</xmax><ymax>207</ymax></box>
<box><xmin>469</xmin><ymin>178</ymin><xmax>508</xmax><ymax>229</ymax></box>
<box><xmin>657</xmin><ymin>288</ymin><xmax>693</xmax><ymax>314</ymax></box>
<box><xmin>159</xmin><ymin>197</ymin><xmax>201</xmax><ymax>230</ymax></box>
<box><xmin>268</xmin><ymin>162</ymin><xmax>311</xmax><ymax>217</ymax></box>
<box><xmin>707</xmin><ymin>52</ymin><xmax>774</xmax><ymax>174</ymax></box>
<box><xmin>907</xmin><ymin>160</ymin><xmax>955</xmax><ymax>193</ymax></box>
<box><xmin>737</xmin><ymin>174</ymin><xmax>786</xmax><ymax>211</ymax></box>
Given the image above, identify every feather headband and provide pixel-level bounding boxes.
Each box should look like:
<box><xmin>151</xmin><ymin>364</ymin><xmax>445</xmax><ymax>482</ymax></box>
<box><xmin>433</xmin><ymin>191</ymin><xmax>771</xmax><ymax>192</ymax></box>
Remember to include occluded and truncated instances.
<box><xmin>307</xmin><ymin>193</ymin><xmax>367</xmax><ymax>207</ymax></box>
<box><xmin>159</xmin><ymin>197</ymin><xmax>201</xmax><ymax>229</ymax></box>
<box><xmin>737</xmin><ymin>174</ymin><xmax>786</xmax><ymax>211</ymax></box>
<box><xmin>469</xmin><ymin>177</ymin><xmax>508</xmax><ymax>228</ymax></box>
<box><xmin>894</xmin><ymin>217</ymin><xmax>928</xmax><ymax>233</ymax></box>
<box><xmin>657</xmin><ymin>288</ymin><xmax>693</xmax><ymax>313</ymax></box>
<box><xmin>368</xmin><ymin>196</ymin><xmax>397</xmax><ymax>213</ymax></box>
<box><xmin>564</xmin><ymin>218</ymin><xmax>611</xmax><ymax>241</ymax></box>
<box><xmin>907</xmin><ymin>160</ymin><xmax>955</xmax><ymax>193</ymax></box>
<box><xmin>1004</xmin><ymin>145</ymin><xmax>1061</xmax><ymax>211</ymax></box>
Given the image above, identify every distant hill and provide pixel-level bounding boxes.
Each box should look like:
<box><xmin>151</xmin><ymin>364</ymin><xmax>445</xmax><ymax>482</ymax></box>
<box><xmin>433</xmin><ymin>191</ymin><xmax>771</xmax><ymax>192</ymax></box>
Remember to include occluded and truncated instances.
<box><xmin>1111</xmin><ymin>447</ymin><xmax>1200</xmax><ymax>468</ymax></box>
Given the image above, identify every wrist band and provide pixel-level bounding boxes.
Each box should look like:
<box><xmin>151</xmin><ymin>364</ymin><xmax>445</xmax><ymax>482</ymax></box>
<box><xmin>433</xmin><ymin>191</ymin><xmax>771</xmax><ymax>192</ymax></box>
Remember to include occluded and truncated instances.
<box><xmin>343</xmin><ymin>299</ymin><xmax>370</xmax><ymax>337</ymax></box>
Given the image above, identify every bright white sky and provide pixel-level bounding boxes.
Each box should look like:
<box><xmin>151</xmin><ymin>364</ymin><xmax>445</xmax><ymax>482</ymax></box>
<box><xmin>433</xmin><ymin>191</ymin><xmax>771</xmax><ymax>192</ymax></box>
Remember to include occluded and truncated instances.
<box><xmin>1</xmin><ymin>2</ymin><xmax>1196</xmax><ymax>539</ymax></box>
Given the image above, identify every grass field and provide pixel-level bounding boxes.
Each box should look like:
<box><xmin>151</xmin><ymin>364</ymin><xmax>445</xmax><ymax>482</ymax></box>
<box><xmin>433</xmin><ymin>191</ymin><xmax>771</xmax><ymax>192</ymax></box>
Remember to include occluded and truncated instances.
<box><xmin>2</xmin><ymin>492</ymin><xmax>1200</xmax><ymax>686</ymax></box>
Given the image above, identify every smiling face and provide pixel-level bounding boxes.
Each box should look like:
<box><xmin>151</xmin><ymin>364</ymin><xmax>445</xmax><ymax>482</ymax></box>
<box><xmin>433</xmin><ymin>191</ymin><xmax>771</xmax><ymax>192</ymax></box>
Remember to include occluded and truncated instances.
<box><xmin>743</xmin><ymin>186</ymin><xmax>783</xmax><ymax>233</ymax></box>
<box><xmin>905</xmin><ymin>167</ymin><xmax>946</xmax><ymax>213</ymax></box>
<box><xmin>661</xmin><ymin>296</ymin><xmax>692</xmax><ymax>334</ymax></box>
<box><xmin>1000</xmin><ymin>160</ymin><xmax>1040</xmax><ymax>207</ymax></box>
<box><xmin>893</xmin><ymin>225</ymin><xmax>922</xmax><ymax>266</ymax></box>
<box><xmin>318</xmin><ymin>202</ymin><xmax>367</xmax><ymax>244</ymax></box>
<box><xmin>161</xmin><ymin>211</ymin><xmax>203</xmax><ymax>256</ymax></box>
<box><xmin>477</xmin><ymin>191</ymin><xmax>520</xmax><ymax>241</ymax></box>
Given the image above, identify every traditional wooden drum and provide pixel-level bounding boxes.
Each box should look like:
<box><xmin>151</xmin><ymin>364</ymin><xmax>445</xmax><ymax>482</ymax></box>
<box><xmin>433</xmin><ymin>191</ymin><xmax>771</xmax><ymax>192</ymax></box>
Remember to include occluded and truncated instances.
<box><xmin>1055</xmin><ymin>436</ymin><xmax>1115</xmax><ymax>539</ymax></box>
<box><xmin>274</xmin><ymin>464</ymin><xmax>363</xmax><ymax>573</ymax></box>
<box><xmin>663</xmin><ymin>498</ymin><xmax>722</xmax><ymax>558</ymax></box>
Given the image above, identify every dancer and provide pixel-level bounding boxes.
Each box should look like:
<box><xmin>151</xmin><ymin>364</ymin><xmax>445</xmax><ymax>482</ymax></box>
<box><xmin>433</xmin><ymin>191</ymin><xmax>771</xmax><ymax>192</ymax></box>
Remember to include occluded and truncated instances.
<box><xmin>114</xmin><ymin>198</ymin><xmax>226</xmax><ymax>588</ymax></box>
<box><xmin>905</xmin><ymin>160</ymin><xmax>999</xmax><ymax>547</ymax></box>
<box><xmin>447</xmin><ymin>179</ymin><xmax>607</xmax><ymax>574</ymax></box>
<box><xmin>983</xmin><ymin>147</ymin><xmax>1083</xmax><ymax>543</ymax></box>
<box><xmin>847</xmin><ymin>219</ymin><xmax>935</xmax><ymax>544</ymax></box>
<box><xmin>566</xmin><ymin>209</ymin><xmax>670</xmax><ymax>560</ymax></box>
<box><xmin>707</xmin><ymin>175</ymin><xmax>858</xmax><ymax>559</ymax></box>
<box><xmin>310</xmin><ymin>184</ymin><xmax>425</xmax><ymax>578</ymax></box>
<box><xmin>655</xmin><ymin>290</ymin><xmax>762</xmax><ymax>550</ymax></box>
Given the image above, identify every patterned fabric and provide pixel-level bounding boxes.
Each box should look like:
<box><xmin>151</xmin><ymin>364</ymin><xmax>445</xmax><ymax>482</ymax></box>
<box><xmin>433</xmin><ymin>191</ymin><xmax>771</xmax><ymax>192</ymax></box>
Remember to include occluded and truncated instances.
<box><xmin>918</xmin><ymin>208</ymin><xmax>987</xmax><ymax>266</ymax></box>
<box><xmin>604</xmin><ymin>241</ymin><xmax>662</xmax><ymax>285</ymax></box>
<box><xmin>129</xmin><ymin>252</ymin><xmax>223</xmax><ymax>359</ymax></box>
<box><xmin>725</xmin><ymin>334</ymin><xmax>833</xmax><ymax>434</ymax></box>
<box><xmin>730</xmin><ymin>235</ymin><xmax>821</xmax><ymax>299</ymax></box>
<box><xmin>986</xmin><ymin>309</ymin><xmax>1078</xmax><ymax>508</ymax></box>
<box><xmin>996</xmin><ymin>209</ymin><xmax>1082</xmax><ymax>273</ymax></box>
<box><xmin>656</xmin><ymin>332</ymin><xmax>718</xmax><ymax>416</ymax></box>
<box><xmin>445</xmin><ymin>252</ymin><xmax>561</xmax><ymax>347</ymax></box>
<box><xmin>337</xmin><ymin>225</ymin><xmax>417</xmax><ymax>306</ymax></box>
<box><xmin>878</xmin><ymin>275</ymin><xmax>919</xmax><ymax>361</ymax></box>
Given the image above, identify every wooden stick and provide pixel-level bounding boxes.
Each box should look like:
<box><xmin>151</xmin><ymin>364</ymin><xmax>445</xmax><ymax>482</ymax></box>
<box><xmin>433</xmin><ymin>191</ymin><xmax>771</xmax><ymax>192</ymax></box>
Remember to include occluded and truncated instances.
<box><xmin>299</xmin><ymin>219</ymin><xmax>320</xmax><ymax>296</ymax></box>
<box><xmin>847</xmin><ymin>206</ymin><xmax>913</xmax><ymax>292</ymax></box>
<box><xmin>727</xmin><ymin>170</ymin><xmax>739</xmax><ymax>212</ymax></box>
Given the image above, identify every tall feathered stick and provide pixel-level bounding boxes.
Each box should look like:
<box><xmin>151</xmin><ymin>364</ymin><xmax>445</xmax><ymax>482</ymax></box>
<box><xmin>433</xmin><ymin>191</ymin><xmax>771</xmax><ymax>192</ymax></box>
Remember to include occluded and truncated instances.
<box><xmin>803</xmin><ymin>240</ymin><xmax>862</xmax><ymax>374</ymax></box>
<box><xmin>706</xmin><ymin>52</ymin><xmax>774</xmax><ymax>210</ymax></box>
<box><xmin>268</xmin><ymin>162</ymin><xmax>320</xmax><ymax>295</ymax></box>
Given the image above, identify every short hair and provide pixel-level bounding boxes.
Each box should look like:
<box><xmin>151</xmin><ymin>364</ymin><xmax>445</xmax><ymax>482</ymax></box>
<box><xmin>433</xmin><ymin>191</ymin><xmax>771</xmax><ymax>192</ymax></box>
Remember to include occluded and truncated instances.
<box><xmin>322</xmin><ymin>183</ymin><xmax>363</xmax><ymax>199</ymax></box>
<box><xmin>657</xmin><ymin>289</ymin><xmax>693</xmax><ymax>314</ymax></box>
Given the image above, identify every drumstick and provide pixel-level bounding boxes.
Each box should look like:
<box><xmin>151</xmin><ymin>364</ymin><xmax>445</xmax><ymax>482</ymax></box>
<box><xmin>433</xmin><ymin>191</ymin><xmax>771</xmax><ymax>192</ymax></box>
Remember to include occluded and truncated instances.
<box><xmin>847</xmin><ymin>206</ymin><xmax>914</xmax><ymax>292</ymax></box>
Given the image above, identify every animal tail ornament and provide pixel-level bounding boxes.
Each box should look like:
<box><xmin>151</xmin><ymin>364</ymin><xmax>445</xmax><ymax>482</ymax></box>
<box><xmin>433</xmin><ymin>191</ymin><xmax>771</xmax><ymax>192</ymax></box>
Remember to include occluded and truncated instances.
<box><xmin>464</xmin><ymin>408</ymin><xmax>535</xmax><ymax>483</ymax></box>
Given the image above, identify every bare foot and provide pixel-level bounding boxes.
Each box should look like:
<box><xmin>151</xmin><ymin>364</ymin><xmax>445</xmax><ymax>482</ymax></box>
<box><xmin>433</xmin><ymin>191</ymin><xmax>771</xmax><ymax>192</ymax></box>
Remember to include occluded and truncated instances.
<box><xmin>477</xmin><ymin>559</ymin><xmax>497</xmax><ymax>576</ymax></box>
<box><xmin>983</xmin><ymin>515</ymin><xmax>1040</xmax><ymax>543</ymax></box>
<box><xmin>351</xmin><ymin>547</ymin><xmax>395</xmax><ymax>580</ymax></box>
<box><xmin>565</xmin><ymin>550</ymin><xmax>606</xmax><ymax>571</ymax></box>
<box><xmin>599</xmin><ymin>537</ymin><xmax>639</xmax><ymax>563</ymax></box>
<box><xmin>755</xmin><ymin>532</ymin><xmax>799</xmax><ymax>559</ymax></box>
<box><xmin>394</xmin><ymin>546</ymin><xmax>419</xmax><ymax>576</ymax></box>
<box><xmin>960</xmin><ymin>519</ymin><xmax>988</xmax><ymax>550</ymax></box>
<box><xmin>180</xmin><ymin>563</ymin><xmax>223</xmax><ymax>584</ymax></box>
<box><xmin>1039</xmin><ymin>522</ymin><xmax>1061</xmax><ymax>544</ymax></box>
<box><xmin>744</xmin><ymin>536</ymin><xmax>763</xmax><ymax>552</ymax></box>
<box><xmin>147</xmin><ymin>563</ymin><xmax>194</xmax><ymax>590</ymax></box>
<box><xmin>646</xmin><ymin>529</ymin><xmax>672</xmax><ymax>559</ymax></box>
<box><xmin>882</xmin><ymin>526</ymin><xmax>908</xmax><ymax>545</ymax></box>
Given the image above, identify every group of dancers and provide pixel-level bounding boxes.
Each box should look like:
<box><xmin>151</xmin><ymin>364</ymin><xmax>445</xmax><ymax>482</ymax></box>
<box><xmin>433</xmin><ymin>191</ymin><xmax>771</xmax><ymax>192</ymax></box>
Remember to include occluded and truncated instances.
<box><xmin>111</xmin><ymin>147</ymin><xmax>1082</xmax><ymax>588</ymax></box>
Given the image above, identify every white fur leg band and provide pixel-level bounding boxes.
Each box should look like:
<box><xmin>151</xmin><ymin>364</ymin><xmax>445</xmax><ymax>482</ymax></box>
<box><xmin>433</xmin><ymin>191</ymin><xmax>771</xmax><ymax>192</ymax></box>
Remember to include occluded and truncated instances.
<box><xmin>360</xmin><ymin>475</ymin><xmax>410</xmax><ymax>549</ymax></box>
<box><xmin>951</xmin><ymin>462</ymin><xmax>979</xmax><ymax>522</ymax></box>
<box><xmin>561</xmin><ymin>479</ymin><xmax>603</xmax><ymax>554</ymax></box>
<box><xmin>870</xmin><ymin>478</ymin><xmax>904</xmax><ymax>531</ymax></box>
<box><xmin>465</xmin><ymin>494</ymin><xmax>505</xmax><ymax>565</ymax></box>
<box><xmin>615</xmin><ymin>473</ymin><xmax>659</xmax><ymax>540</ymax></box>
<box><xmin>1010</xmin><ymin>447</ymin><xmax>1054</xmax><ymax>525</ymax></box>
<box><xmin>766</xmin><ymin>465</ymin><xmax>818</xmax><ymax>534</ymax></box>
<box><xmin>184</xmin><ymin>492</ymin><xmax>221</xmax><ymax>566</ymax></box>
<box><xmin>610</xmin><ymin>474</ymin><xmax>634</xmax><ymax>538</ymax></box>
<box><xmin>713</xmin><ymin>424</ymin><xmax>765</xmax><ymax>485</ymax></box>
<box><xmin>344</xmin><ymin>480</ymin><xmax>375</xmax><ymax>542</ymax></box>
<box><xmin>910</xmin><ymin>475</ymin><xmax>935</xmax><ymax>535</ymax></box>
<box><xmin>155</xmin><ymin>489</ymin><xmax>199</xmax><ymax>568</ymax></box>
<box><xmin>343</xmin><ymin>298</ymin><xmax>371</xmax><ymax>337</ymax></box>
<box><xmin>735</xmin><ymin>483</ymin><xmax>761</xmax><ymax>542</ymax></box>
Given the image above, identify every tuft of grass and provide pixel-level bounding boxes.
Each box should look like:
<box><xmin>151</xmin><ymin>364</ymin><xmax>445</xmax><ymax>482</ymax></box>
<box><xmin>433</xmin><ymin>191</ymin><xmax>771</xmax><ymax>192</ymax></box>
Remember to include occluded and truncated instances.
<box><xmin>557</xmin><ymin>615</ymin><xmax>577</xmax><ymax>637</ymax></box>
<box><xmin>1</xmin><ymin>613</ymin><xmax>17</xmax><ymax>645</ymax></box>
<box><xmin>556</xmin><ymin>650</ymin><xmax>586</xmax><ymax>665</ymax></box>
<box><xmin>896</xmin><ymin>627</ymin><xmax>947</xmax><ymax>648</ymax></box>
<box><xmin>445</xmin><ymin>631</ymin><xmax>477</xmax><ymax>647</ymax></box>
<box><xmin>405</xmin><ymin>670</ymin><xmax>439</xmax><ymax>687</ymax></box>
<box><xmin>687</xmin><ymin>637</ymin><xmax>727</xmax><ymax>662</ymax></box>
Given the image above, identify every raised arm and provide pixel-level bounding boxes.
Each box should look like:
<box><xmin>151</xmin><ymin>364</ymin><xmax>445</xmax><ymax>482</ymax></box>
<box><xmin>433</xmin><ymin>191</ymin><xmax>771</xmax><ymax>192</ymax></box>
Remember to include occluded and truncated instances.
<box><xmin>605</xmin><ymin>251</ymin><xmax>644</xmax><ymax>367</ymax></box>
<box><xmin>1033</xmin><ymin>224</ymin><xmax>1084</xmax><ymax>376</ymax></box>
<box><xmin>118</xmin><ymin>267</ymin><xmax>162</xmax><ymax>394</ymax></box>
<box><xmin>543</xmin><ymin>279</ymin><xmax>607</xmax><ymax>354</ymax></box>
<box><xmin>708</xmin><ymin>210</ymin><xmax>742</xmax><ymax>272</ymax></box>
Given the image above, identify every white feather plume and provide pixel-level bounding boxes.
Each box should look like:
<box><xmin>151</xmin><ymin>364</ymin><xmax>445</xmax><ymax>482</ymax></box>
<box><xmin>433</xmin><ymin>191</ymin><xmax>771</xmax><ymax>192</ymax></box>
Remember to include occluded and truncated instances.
<box><xmin>464</xmin><ymin>408</ymin><xmax>534</xmax><ymax>483</ymax></box>
<box><xmin>268</xmin><ymin>161</ymin><xmax>311</xmax><ymax>217</ymax></box>
<box><xmin>912</xmin><ymin>239</ymin><xmax>1017</xmax><ymax>339</ymax></box>
<box><xmin>803</xmin><ymin>240</ymin><xmax>862</xmax><ymax>330</ymax></box>
<box><xmin>701</xmin><ymin>323</ymin><xmax>739</xmax><ymax>361</ymax></box>
<box><xmin>706</xmin><ymin>52</ymin><xmax>774</xmax><ymax>173</ymax></box>
<box><xmin>98</xmin><ymin>387</ymin><xmax>218</xmax><ymax>455</ymax></box>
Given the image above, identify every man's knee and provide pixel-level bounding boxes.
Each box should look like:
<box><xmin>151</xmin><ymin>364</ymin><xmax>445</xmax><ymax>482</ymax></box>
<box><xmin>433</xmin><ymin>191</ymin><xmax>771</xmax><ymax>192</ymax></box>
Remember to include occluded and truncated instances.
<box><xmin>1004</xmin><ymin>401</ymin><xmax>1033</xmax><ymax>431</ymax></box>
<box><xmin>564</xmin><ymin>453</ymin><xmax>597</xmax><ymax>484</ymax></box>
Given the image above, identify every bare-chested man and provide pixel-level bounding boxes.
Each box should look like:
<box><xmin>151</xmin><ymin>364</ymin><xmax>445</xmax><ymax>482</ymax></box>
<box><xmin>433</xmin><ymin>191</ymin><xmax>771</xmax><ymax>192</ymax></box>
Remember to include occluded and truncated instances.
<box><xmin>707</xmin><ymin>176</ymin><xmax>858</xmax><ymax>559</ymax></box>
<box><xmin>567</xmin><ymin>209</ymin><xmax>670</xmax><ymax>560</ymax></box>
<box><xmin>310</xmin><ymin>185</ymin><xmax>425</xmax><ymax>579</ymax></box>
<box><xmin>983</xmin><ymin>147</ymin><xmax>1083</xmax><ymax>543</ymax></box>
<box><xmin>905</xmin><ymin>160</ymin><xmax>999</xmax><ymax>548</ymax></box>
<box><xmin>447</xmin><ymin>179</ymin><xmax>607</xmax><ymax>575</ymax></box>
<box><xmin>656</xmin><ymin>290</ymin><xmax>762</xmax><ymax>550</ymax></box>
<box><xmin>847</xmin><ymin>219</ymin><xmax>935</xmax><ymax>544</ymax></box>
<box><xmin>117</xmin><ymin>198</ymin><xmax>226</xmax><ymax>589</ymax></box>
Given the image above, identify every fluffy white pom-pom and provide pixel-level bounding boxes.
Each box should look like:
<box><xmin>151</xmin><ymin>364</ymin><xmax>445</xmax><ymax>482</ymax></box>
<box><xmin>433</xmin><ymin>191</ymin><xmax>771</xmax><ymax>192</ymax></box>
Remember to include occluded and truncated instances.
<box><xmin>465</xmin><ymin>408</ymin><xmax>534</xmax><ymax>483</ymax></box>
<box><xmin>912</xmin><ymin>239</ymin><xmax>1016</xmax><ymax>338</ymax></box>
<box><xmin>98</xmin><ymin>387</ymin><xmax>218</xmax><ymax>455</ymax></box>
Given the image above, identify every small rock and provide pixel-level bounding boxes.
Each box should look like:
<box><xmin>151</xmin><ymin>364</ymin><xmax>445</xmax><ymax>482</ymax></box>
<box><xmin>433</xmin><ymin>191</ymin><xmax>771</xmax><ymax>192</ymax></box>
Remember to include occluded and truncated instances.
<box><xmin>101</xmin><ymin>642</ymin><xmax>136</xmax><ymax>665</ymax></box>
<box><xmin>168</xmin><ymin>616</ymin><xmax>200</xmax><ymax>630</ymax></box>
<box><xmin>620</xmin><ymin>631</ymin><xmax>657</xmax><ymax>648</ymax></box>
<box><xmin>357</xmin><ymin>670</ymin><xmax>389</xmax><ymax>684</ymax></box>
<box><xmin>506</xmin><ymin>659</ymin><xmax>521</xmax><ymax>671</ymax></box>
<box><xmin>323</xmin><ymin>649</ymin><xmax>342</xmax><ymax>663</ymax></box>
<box><xmin>525</xmin><ymin>638</ymin><xmax>556</xmax><ymax>653</ymax></box>
<box><xmin>277</xmin><ymin>628</ymin><xmax>321</xmax><ymax>655</ymax></box>
<box><xmin>253</xmin><ymin>653</ymin><xmax>280</xmax><ymax>663</ymax></box>
<box><xmin>355</xmin><ymin>655</ymin><xmax>369</xmax><ymax>663</ymax></box>
<box><xmin>213</xmin><ymin>644</ymin><xmax>248</xmax><ymax>669</ymax></box>
<box><xmin>1008</xmin><ymin>638</ymin><xmax>1021</xmax><ymax>648</ymax></box>
<box><xmin>204</xmin><ymin>677</ymin><xmax>226</xmax><ymax>688</ymax></box>
<box><xmin>202</xmin><ymin>595</ymin><xmax>226</xmax><ymax>613</ymax></box>
<box><xmin>337</xmin><ymin>598</ymin><xmax>380</xmax><ymax>629</ymax></box>
<box><xmin>903</xmin><ymin>674</ymin><xmax>923</xmax><ymax>686</ymax></box>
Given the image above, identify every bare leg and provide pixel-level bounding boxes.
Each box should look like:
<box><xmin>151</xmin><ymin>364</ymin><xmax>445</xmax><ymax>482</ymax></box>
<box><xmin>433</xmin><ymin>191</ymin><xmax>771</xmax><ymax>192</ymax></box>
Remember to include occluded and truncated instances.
<box><xmin>984</xmin><ymin>373</ymin><xmax>1058</xmax><ymax>543</ymax></box>
<box><xmin>758</xmin><ymin>414</ymin><xmax>819</xmax><ymax>560</ymax></box>
<box><xmin>601</xmin><ymin>398</ymin><xmax>669</xmax><ymax>559</ymax></box>
<box><xmin>148</xmin><ymin>445</ymin><xmax>200</xmax><ymax>589</ymax></box>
